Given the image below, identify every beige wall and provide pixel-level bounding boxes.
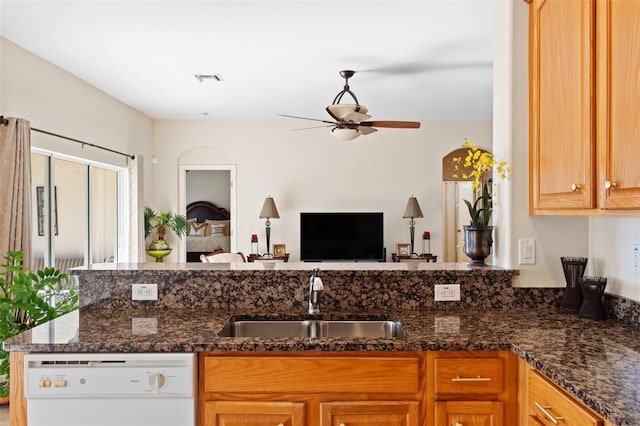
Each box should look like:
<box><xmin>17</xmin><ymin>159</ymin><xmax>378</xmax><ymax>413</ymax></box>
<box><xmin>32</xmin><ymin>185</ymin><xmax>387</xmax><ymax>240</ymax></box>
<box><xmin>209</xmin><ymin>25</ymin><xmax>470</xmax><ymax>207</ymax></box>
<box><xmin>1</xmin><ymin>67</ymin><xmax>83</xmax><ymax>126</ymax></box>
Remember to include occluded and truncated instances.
<box><xmin>0</xmin><ymin>37</ymin><xmax>153</xmax><ymax>191</ymax></box>
<box><xmin>152</xmin><ymin>119</ymin><xmax>492</xmax><ymax>261</ymax></box>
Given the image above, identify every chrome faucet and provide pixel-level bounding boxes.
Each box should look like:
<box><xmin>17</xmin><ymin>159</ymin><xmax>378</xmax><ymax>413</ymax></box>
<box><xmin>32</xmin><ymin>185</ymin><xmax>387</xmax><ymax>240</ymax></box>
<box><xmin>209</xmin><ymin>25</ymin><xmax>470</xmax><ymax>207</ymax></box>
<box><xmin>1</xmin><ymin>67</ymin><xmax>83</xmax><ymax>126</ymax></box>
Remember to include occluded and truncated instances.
<box><xmin>308</xmin><ymin>267</ymin><xmax>324</xmax><ymax>315</ymax></box>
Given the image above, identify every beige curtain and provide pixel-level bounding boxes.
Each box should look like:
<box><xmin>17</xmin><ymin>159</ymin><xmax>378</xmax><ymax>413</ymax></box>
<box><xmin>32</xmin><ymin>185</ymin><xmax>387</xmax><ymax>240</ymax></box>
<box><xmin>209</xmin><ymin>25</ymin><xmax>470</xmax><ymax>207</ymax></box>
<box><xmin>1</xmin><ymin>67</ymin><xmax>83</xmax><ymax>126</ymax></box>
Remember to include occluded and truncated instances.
<box><xmin>127</xmin><ymin>154</ymin><xmax>145</xmax><ymax>262</ymax></box>
<box><xmin>0</xmin><ymin>117</ymin><xmax>32</xmax><ymax>267</ymax></box>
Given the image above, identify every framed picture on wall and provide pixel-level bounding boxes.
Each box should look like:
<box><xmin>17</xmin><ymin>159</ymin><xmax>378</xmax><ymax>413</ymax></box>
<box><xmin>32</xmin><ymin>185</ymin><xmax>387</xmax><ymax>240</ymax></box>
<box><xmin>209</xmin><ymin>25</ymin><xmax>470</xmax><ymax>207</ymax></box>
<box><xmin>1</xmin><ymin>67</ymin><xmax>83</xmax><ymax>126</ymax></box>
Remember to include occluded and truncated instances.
<box><xmin>396</xmin><ymin>243</ymin><xmax>410</xmax><ymax>257</ymax></box>
<box><xmin>273</xmin><ymin>244</ymin><xmax>286</xmax><ymax>257</ymax></box>
<box><xmin>36</xmin><ymin>186</ymin><xmax>58</xmax><ymax>236</ymax></box>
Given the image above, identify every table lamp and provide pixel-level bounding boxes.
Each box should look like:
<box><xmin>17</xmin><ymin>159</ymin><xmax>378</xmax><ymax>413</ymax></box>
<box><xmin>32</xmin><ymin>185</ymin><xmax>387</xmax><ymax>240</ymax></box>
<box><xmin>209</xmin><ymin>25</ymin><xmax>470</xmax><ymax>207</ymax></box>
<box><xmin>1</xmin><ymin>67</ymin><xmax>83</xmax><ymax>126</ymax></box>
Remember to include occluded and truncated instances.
<box><xmin>259</xmin><ymin>196</ymin><xmax>280</xmax><ymax>257</ymax></box>
<box><xmin>403</xmin><ymin>196</ymin><xmax>423</xmax><ymax>255</ymax></box>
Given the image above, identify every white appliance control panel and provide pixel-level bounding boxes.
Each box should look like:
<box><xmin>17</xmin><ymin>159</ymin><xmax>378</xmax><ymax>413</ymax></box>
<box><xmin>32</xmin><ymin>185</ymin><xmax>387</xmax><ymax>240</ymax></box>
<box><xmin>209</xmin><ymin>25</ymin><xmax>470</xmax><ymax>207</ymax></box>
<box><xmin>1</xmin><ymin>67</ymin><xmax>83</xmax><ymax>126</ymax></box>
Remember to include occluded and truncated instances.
<box><xmin>25</xmin><ymin>353</ymin><xmax>195</xmax><ymax>398</ymax></box>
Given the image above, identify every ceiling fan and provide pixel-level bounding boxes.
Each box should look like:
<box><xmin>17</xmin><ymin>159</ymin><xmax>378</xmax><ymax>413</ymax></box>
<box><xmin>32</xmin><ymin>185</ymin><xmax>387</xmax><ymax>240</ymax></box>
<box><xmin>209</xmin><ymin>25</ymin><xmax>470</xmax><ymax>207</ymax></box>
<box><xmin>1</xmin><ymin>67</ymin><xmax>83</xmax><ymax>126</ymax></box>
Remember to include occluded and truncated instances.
<box><xmin>279</xmin><ymin>70</ymin><xmax>421</xmax><ymax>141</ymax></box>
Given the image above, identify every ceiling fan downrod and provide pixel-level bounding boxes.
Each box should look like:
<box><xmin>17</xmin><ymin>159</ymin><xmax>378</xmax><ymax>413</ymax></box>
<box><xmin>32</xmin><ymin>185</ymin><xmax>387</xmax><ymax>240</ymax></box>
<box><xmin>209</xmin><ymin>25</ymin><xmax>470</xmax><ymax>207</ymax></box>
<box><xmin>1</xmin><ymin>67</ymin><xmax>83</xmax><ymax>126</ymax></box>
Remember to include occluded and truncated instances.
<box><xmin>331</xmin><ymin>70</ymin><xmax>360</xmax><ymax>106</ymax></box>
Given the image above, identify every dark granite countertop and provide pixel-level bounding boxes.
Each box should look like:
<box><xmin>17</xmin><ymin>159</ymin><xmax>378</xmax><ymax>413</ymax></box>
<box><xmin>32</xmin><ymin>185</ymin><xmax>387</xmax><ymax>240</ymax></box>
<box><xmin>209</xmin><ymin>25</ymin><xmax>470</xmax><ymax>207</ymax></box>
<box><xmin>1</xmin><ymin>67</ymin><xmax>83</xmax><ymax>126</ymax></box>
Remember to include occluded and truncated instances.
<box><xmin>5</xmin><ymin>305</ymin><xmax>640</xmax><ymax>425</ymax></box>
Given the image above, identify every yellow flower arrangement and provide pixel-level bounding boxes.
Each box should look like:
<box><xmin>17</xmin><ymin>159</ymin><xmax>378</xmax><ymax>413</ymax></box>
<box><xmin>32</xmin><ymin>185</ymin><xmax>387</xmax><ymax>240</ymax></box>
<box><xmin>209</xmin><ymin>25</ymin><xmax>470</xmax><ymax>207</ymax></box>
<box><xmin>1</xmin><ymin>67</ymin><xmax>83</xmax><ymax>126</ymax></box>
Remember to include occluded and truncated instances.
<box><xmin>453</xmin><ymin>138</ymin><xmax>510</xmax><ymax>189</ymax></box>
<box><xmin>452</xmin><ymin>138</ymin><xmax>510</xmax><ymax>227</ymax></box>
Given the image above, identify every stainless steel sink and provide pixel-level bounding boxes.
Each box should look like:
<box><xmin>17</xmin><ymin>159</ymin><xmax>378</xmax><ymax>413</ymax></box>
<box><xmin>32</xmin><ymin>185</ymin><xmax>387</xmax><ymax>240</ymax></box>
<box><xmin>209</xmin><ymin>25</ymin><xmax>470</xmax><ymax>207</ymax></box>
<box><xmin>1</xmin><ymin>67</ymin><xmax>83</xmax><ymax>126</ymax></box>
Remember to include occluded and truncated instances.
<box><xmin>221</xmin><ymin>319</ymin><xmax>405</xmax><ymax>339</ymax></box>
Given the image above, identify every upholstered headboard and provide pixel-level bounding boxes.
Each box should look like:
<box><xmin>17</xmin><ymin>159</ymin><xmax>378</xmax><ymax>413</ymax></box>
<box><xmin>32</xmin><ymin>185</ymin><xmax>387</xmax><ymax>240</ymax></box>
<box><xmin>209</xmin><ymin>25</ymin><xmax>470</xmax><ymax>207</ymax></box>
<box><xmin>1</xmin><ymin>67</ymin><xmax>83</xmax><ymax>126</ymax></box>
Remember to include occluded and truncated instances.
<box><xmin>186</xmin><ymin>201</ymin><xmax>230</xmax><ymax>223</ymax></box>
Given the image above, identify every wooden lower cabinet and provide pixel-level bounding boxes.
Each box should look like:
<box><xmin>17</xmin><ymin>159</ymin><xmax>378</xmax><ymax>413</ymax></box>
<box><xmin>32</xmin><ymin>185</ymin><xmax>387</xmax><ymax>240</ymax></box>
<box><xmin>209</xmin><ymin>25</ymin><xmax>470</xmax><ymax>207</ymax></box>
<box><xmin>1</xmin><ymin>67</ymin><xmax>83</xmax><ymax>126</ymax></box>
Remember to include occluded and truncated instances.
<box><xmin>434</xmin><ymin>401</ymin><xmax>503</xmax><ymax>426</ymax></box>
<box><xmin>527</xmin><ymin>369</ymin><xmax>602</xmax><ymax>426</ymax></box>
<box><xmin>426</xmin><ymin>351</ymin><xmax>517</xmax><ymax>426</ymax></box>
<box><xmin>204</xmin><ymin>401</ymin><xmax>305</xmax><ymax>426</ymax></box>
<box><xmin>201</xmin><ymin>351</ymin><xmax>556</xmax><ymax>426</ymax></box>
<box><xmin>518</xmin><ymin>358</ymin><xmax>610</xmax><ymax>426</ymax></box>
<box><xmin>199</xmin><ymin>352</ymin><xmax>424</xmax><ymax>426</ymax></box>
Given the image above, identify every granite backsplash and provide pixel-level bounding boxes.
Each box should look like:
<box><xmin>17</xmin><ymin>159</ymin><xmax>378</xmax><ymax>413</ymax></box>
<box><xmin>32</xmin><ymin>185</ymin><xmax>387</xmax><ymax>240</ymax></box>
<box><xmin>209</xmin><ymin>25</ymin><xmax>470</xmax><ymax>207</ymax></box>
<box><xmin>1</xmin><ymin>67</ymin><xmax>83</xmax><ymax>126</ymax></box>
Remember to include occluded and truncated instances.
<box><xmin>67</xmin><ymin>263</ymin><xmax>640</xmax><ymax>328</ymax></box>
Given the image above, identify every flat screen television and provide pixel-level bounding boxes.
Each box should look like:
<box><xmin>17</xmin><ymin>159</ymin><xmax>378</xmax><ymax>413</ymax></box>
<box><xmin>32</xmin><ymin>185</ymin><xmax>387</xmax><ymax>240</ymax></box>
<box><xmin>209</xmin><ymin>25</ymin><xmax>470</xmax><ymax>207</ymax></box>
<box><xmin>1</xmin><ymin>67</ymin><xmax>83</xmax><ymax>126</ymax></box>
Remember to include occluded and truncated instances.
<box><xmin>300</xmin><ymin>212</ymin><xmax>384</xmax><ymax>262</ymax></box>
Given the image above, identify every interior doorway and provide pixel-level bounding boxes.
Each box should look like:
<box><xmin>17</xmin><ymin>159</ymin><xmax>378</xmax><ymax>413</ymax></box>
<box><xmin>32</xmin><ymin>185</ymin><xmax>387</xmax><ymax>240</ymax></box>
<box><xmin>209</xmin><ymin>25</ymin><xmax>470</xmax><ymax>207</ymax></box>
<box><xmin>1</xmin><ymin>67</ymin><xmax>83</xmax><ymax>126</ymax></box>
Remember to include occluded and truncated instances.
<box><xmin>178</xmin><ymin>164</ymin><xmax>236</xmax><ymax>262</ymax></box>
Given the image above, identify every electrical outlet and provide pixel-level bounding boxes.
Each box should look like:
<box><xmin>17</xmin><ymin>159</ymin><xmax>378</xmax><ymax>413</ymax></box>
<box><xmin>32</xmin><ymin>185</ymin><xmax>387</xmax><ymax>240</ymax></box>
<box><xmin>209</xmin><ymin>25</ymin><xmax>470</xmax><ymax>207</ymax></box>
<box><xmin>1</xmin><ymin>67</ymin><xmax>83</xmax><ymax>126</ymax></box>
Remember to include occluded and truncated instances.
<box><xmin>633</xmin><ymin>244</ymin><xmax>640</xmax><ymax>274</ymax></box>
<box><xmin>132</xmin><ymin>283</ymin><xmax>158</xmax><ymax>301</ymax></box>
<box><xmin>434</xmin><ymin>284</ymin><xmax>461</xmax><ymax>301</ymax></box>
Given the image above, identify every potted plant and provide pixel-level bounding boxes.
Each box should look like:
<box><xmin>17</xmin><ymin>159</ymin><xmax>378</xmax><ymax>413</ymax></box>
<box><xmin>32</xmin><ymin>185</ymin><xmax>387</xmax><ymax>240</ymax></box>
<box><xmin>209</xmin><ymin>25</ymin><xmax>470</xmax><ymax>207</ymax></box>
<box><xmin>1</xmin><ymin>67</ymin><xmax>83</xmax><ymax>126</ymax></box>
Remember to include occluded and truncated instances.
<box><xmin>144</xmin><ymin>207</ymin><xmax>188</xmax><ymax>255</ymax></box>
<box><xmin>453</xmin><ymin>138</ymin><xmax>510</xmax><ymax>265</ymax></box>
<box><xmin>0</xmin><ymin>250</ymin><xmax>78</xmax><ymax>399</ymax></box>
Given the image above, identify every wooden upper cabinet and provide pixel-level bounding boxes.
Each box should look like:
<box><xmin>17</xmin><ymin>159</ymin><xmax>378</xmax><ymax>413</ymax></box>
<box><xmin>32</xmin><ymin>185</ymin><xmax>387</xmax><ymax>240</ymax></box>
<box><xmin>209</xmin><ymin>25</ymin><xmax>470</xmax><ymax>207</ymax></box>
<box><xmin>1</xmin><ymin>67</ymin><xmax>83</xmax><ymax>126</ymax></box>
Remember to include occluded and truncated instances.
<box><xmin>596</xmin><ymin>0</ymin><xmax>640</xmax><ymax>209</ymax></box>
<box><xmin>528</xmin><ymin>0</ymin><xmax>640</xmax><ymax>214</ymax></box>
<box><xmin>529</xmin><ymin>0</ymin><xmax>596</xmax><ymax>212</ymax></box>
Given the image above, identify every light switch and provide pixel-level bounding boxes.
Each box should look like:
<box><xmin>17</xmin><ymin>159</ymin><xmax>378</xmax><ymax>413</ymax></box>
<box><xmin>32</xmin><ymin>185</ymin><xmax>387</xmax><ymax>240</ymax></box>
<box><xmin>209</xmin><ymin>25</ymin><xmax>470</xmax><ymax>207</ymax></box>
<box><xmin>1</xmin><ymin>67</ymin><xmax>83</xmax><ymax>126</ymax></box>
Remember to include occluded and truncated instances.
<box><xmin>518</xmin><ymin>239</ymin><xmax>536</xmax><ymax>265</ymax></box>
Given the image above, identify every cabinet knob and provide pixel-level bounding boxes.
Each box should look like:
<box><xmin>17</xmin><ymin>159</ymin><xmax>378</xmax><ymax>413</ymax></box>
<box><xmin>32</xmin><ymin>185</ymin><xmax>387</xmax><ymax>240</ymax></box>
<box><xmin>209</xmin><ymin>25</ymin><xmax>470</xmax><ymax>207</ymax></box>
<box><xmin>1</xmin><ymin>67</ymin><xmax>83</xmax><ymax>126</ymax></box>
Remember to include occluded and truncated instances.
<box><xmin>455</xmin><ymin>423</ymin><xmax>464</xmax><ymax>426</ymax></box>
<box><xmin>339</xmin><ymin>423</ymin><xmax>346</xmax><ymax>426</ymax></box>
<box><xmin>570</xmin><ymin>183</ymin><xmax>582</xmax><ymax>192</ymax></box>
<box><xmin>277</xmin><ymin>424</ymin><xmax>285</xmax><ymax>426</ymax></box>
<box><xmin>605</xmin><ymin>180</ymin><xmax>617</xmax><ymax>190</ymax></box>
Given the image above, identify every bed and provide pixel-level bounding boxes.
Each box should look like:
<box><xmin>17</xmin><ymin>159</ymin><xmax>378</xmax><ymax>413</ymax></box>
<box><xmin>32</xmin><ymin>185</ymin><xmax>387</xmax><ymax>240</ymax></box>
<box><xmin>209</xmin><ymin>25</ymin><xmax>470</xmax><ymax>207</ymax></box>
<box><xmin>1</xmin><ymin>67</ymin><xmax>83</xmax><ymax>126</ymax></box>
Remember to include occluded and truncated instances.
<box><xmin>185</xmin><ymin>201</ymin><xmax>231</xmax><ymax>262</ymax></box>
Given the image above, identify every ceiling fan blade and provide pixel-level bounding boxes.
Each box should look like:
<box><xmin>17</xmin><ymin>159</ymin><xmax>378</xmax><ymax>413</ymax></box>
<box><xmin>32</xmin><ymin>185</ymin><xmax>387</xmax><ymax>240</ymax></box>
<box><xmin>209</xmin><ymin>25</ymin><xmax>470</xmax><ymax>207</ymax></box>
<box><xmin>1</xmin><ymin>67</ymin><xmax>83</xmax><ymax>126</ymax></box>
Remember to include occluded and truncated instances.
<box><xmin>292</xmin><ymin>124</ymin><xmax>335</xmax><ymax>131</ymax></box>
<box><xmin>343</xmin><ymin>111</ymin><xmax>371</xmax><ymax>123</ymax></box>
<box><xmin>358</xmin><ymin>126</ymin><xmax>378</xmax><ymax>135</ymax></box>
<box><xmin>360</xmin><ymin>121</ymin><xmax>421</xmax><ymax>129</ymax></box>
<box><xmin>278</xmin><ymin>114</ymin><xmax>336</xmax><ymax>125</ymax></box>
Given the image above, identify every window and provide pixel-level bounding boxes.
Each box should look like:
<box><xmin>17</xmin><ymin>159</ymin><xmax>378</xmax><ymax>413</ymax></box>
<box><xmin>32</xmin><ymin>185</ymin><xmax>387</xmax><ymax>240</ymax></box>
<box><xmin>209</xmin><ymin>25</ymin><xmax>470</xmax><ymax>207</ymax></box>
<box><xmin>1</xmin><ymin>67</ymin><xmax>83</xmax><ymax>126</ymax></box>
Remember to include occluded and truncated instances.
<box><xmin>31</xmin><ymin>150</ymin><xmax>127</xmax><ymax>273</ymax></box>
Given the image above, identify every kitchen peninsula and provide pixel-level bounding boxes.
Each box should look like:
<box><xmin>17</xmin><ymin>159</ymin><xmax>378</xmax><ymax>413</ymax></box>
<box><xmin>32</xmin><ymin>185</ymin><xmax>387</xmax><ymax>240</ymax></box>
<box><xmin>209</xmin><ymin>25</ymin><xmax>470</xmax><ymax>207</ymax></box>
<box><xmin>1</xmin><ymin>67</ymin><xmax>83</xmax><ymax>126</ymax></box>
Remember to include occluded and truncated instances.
<box><xmin>5</xmin><ymin>262</ymin><xmax>640</xmax><ymax>425</ymax></box>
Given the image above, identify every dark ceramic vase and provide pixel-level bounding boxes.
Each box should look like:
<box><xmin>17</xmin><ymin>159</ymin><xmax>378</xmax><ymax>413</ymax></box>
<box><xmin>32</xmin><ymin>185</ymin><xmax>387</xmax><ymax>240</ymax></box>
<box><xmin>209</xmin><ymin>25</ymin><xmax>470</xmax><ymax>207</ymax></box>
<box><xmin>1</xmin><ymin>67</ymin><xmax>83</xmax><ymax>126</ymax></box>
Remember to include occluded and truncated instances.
<box><xmin>463</xmin><ymin>225</ymin><xmax>493</xmax><ymax>266</ymax></box>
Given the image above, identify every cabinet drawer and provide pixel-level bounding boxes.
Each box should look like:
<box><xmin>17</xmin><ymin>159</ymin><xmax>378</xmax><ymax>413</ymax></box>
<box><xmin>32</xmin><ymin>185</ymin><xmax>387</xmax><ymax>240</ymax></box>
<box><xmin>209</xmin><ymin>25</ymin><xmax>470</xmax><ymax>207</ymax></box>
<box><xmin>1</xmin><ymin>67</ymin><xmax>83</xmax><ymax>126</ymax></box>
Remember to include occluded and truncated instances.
<box><xmin>434</xmin><ymin>357</ymin><xmax>504</xmax><ymax>395</ymax></box>
<box><xmin>203</xmin><ymin>356</ymin><xmax>420</xmax><ymax>394</ymax></box>
<box><xmin>528</xmin><ymin>370</ymin><xmax>603</xmax><ymax>426</ymax></box>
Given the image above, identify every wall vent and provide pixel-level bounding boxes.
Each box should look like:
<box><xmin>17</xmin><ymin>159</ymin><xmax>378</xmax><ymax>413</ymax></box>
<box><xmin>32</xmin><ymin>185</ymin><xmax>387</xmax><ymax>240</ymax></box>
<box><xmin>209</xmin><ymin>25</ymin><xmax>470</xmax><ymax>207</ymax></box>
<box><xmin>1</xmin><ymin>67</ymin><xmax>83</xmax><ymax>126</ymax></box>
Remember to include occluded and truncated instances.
<box><xmin>193</xmin><ymin>74</ymin><xmax>223</xmax><ymax>82</ymax></box>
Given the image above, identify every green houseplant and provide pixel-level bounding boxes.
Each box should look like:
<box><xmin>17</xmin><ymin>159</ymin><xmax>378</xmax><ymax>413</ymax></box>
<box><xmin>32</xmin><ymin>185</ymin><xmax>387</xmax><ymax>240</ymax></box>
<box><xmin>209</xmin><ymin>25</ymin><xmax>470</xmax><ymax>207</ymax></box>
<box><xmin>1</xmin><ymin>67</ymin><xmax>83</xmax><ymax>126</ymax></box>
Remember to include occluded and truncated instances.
<box><xmin>0</xmin><ymin>250</ymin><xmax>78</xmax><ymax>398</ymax></box>
<box><xmin>144</xmin><ymin>207</ymin><xmax>188</xmax><ymax>257</ymax></box>
<box><xmin>453</xmin><ymin>139</ymin><xmax>510</xmax><ymax>265</ymax></box>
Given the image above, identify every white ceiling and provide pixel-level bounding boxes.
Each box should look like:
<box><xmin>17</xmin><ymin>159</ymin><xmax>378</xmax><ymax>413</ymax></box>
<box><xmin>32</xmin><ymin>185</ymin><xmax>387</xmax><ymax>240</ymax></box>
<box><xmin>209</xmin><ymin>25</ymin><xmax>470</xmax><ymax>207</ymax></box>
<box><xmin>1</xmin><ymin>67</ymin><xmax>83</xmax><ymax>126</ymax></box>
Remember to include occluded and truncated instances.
<box><xmin>0</xmin><ymin>1</ymin><xmax>494</xmax><ymax>122</ymax></box>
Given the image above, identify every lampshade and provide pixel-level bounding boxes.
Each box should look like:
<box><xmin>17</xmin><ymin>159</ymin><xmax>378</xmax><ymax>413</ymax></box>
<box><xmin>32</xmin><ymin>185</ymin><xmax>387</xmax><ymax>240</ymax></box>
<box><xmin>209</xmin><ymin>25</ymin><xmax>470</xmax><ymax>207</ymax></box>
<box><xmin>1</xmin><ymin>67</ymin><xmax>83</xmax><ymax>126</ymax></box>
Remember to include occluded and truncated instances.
<box><xmin>259</xmin><ymin>196</ymin><xmax>280</xmax><ymax>219</ymax></box>
<box><xmin>403</xmin><ymin>196</ymin><xmax>423</xmax><ymax>219</ymax></box>
<box><xmin>326</xmin><ymin>104</ymin><xmax>368</xmax><ymax>120</ymax></box>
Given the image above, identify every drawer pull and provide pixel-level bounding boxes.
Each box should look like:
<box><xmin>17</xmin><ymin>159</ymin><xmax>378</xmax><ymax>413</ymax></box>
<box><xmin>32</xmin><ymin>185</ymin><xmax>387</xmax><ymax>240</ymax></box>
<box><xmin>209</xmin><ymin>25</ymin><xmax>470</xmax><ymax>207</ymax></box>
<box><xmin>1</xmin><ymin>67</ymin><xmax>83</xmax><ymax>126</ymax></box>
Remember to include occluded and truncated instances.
<box><xmin>451</xmin><ymin>375</ymin><xmax>491</xmax><ymax>382</ymax></box>
<box><xmin>534</xmin><ymin>401</ymin><xmax>564</xmax><ymax>424</ymax></box>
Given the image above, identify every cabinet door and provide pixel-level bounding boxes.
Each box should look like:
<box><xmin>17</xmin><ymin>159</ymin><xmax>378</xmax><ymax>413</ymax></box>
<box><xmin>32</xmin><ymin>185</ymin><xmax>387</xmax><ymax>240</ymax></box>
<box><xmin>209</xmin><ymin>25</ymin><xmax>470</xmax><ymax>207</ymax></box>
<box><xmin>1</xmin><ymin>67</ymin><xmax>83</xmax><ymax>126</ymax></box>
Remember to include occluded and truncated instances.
<box><xmin>203</xmin><ymin>401</ymin><xmax>305</xmax><ymax>426</ymax></box>
<box><xmin>320</xmin><ymin>401</ymin><xmax>419</xmax><ymax>426</ymax></box>
<box><xmin>434</xmin><ymin>401</ymin><xmax>503</xmax><ymax>426</ymax></box>
<box><xmin>528</xmin><ymin>370</ymin><xmax>602</xmax><ymax>426</ymax></box>
<box><xmin>596</xmin><ymin>0</ymin><xmax>640</xmax><ymax>209</ymax></box>
<box><xmin>529</xmin><ymin>0</ymin><xmax>596</xmax><ymax>211</ymax></box>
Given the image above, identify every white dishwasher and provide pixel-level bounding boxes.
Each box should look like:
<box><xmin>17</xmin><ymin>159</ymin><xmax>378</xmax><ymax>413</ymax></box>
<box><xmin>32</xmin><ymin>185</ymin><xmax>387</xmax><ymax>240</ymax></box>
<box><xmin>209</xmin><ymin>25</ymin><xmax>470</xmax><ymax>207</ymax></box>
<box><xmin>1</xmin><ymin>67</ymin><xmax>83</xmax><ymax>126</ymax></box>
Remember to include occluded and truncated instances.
<box><xmin>24</xmin><ymin>353</ymin><xmax>196</xmax><ymax>426</ymax></box>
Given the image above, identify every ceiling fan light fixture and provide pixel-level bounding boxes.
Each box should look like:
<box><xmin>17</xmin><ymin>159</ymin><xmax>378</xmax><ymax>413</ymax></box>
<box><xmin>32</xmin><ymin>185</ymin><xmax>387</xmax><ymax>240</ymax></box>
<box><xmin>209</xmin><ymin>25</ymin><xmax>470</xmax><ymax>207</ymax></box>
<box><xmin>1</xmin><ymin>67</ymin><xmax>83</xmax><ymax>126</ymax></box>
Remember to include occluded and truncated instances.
<box><xmin>330</xmin><ymin>127</ymin><xmax>361</xmax><ymax>141</ymax></box>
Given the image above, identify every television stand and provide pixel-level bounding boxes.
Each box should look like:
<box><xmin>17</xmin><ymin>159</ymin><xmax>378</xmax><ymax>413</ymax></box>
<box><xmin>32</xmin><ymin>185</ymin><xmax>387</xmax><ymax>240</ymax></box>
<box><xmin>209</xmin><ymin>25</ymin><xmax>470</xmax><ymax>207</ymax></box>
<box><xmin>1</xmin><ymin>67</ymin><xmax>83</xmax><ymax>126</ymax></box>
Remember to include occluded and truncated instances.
<box><xmin>247</xmin><ymin>253</ymin><xmax>289</xmax><ymax>263</ymax></box>
<box><xmin>392</xmin><ymin>253</ymin><xmax>437</xmax><ymax>263</ymax></box>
